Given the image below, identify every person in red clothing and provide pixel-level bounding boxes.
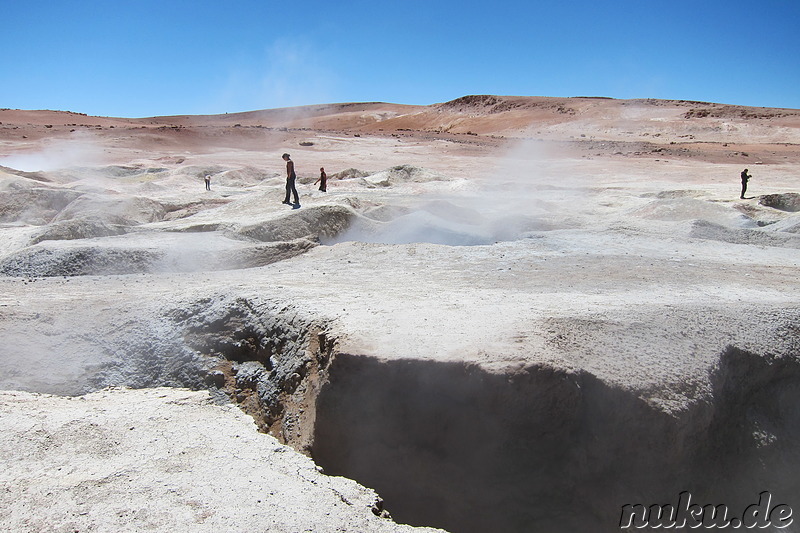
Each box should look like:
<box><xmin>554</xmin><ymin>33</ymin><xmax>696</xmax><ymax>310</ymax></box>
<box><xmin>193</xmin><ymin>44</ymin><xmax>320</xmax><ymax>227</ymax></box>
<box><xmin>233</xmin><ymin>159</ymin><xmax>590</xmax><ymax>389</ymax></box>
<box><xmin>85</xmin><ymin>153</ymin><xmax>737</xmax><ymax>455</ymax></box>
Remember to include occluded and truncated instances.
<box><xmin>314</xmin><ymin>167</ymin><xmax>328</xmax><ymax>192</ymax></box>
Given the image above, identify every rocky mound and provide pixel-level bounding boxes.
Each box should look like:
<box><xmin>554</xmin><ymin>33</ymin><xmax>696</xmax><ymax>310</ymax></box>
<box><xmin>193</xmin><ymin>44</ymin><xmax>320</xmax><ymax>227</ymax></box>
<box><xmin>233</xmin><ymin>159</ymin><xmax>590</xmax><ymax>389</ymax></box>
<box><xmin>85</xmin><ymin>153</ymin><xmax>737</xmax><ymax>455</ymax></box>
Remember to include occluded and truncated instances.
<box><xmin>237</xmin><ymin>205</ymin><xmax>356</xmax><ymax>242</ymax></box>
<box><xmin>640</xmin><ymin>189</ymin><xmax>705</xmax><ymax>200</ymax></box>
<box><xmin>361</xmin><ymin>166</ymin><xmax>449</xmax><ymax>188</ymax></box>
<box><xmin>632</xmin><ymin>198</ymin><xmax>750</xmax><ymax>226</ymax></box>
<box><xmin>161</xmin><ymin>198</ymin><xmax>233</xmax><ymax>222</ymax></box>
<box><xmin>690</xmin><ymin>219</ymin><xmax>800</xmax><ymax>248</ymax></box>
<box><xmin>52</xmin><ymin>165</ymin><xmax>170</xmax><ymax>181</ymax></box>
<box><xmin>362</xmin><ymin>204</ymin><xmax>414</xmax><ymax>222</ymax></box>
<box><xmin>332</xmin><ymin>168</ymin><xmax>372</xmax><ymax>181</ymax></box>
<box><xmin>759</xmin><ymin>192</ymin><xmax>800</xmax><ymax>212</ymax></box>
<box><xmin>215</xmin><ymin>167</ymin><xmax>272</xmax><ymax>187</ymax></box>
<box><xmin>0</xmin><ymin>243</ymin><xmax>162</xmax><ymax>277</ymax></box>
<box><xmin>764</xmin><ymin>215</ymin><xmax>800</xmax><ymax>234</ymax></box>
<box><xmin>0</xmin><ymin>387</ymin><xmax>442</xmax><ymax>533</ymax></box>
<box><xmin>0</xmin><ymin>176</ymin><xmax>83</xmax><ymax>225</ymax></box>
<box><xmin>0</xmin><ymin>233</ymin><xmax>318</xmax><ymax>277</ymax></box>
<box><xmin>28</xmin><ymin>216</ymin><xmax>127</xmax><ymax>245</ymax></box>
<box><xmin>0</xmin><ymin>165</ymin><xmax>52</xmax><ymax>182</ymax></box>
<box><xmin>54</xmin><ymin>194</ymin><xmax>167</xmax><ymax>225</ymax></box>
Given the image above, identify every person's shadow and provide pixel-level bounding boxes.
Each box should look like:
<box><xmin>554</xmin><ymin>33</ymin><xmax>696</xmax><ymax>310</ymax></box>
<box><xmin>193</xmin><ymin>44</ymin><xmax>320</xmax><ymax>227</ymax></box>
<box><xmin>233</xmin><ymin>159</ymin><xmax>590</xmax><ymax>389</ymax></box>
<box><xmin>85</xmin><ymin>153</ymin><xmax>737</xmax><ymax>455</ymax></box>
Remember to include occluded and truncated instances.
<box><xmin>740</xmin><ymin>196</ymin><xmax>756</xmax><ymax>200</ymax></box>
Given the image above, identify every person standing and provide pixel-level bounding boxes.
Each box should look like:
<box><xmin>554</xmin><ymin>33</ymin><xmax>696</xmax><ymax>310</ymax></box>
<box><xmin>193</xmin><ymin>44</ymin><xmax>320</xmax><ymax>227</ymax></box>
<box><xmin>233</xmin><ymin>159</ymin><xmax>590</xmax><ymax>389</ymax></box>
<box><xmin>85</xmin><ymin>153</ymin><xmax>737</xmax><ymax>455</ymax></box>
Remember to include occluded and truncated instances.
<box><xmin>740</xmin><ymin>168</ymin><xmax>752</xmax><ymax>199</ymax></box>
<box><xmin>282</xmin><ymin>153</ymin><xmax>300</xmax><ymax>207</ymax></box>
<box><xmin>314</xmin><ymin>167</ymin><xmax>328</xmax><ymax>192</ymax></box>
<box><xmin>204</xmin><ymin>174</ymin><xmax>211</xmax><ymax>191</ymax></box>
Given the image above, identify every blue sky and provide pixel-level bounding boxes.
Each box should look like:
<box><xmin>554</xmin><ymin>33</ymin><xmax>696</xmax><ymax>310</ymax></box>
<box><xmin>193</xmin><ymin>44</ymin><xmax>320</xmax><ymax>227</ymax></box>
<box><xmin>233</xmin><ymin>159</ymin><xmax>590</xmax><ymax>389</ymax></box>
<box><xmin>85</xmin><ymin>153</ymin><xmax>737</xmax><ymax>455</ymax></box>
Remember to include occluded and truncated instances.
<box><xmin>2</xmin><ymin>0</ymin><xmax>798</xmax><ymax>117</ymax></box>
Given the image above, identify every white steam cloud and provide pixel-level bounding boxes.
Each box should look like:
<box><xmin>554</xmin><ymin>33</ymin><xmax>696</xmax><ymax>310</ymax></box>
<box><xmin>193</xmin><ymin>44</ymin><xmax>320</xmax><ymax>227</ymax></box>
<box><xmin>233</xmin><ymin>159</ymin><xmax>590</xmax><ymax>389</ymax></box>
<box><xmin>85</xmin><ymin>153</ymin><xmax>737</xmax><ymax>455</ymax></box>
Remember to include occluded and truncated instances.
<box><xmin>0</xmin><ymin>133</ymin><xmax>107</xmax><ymax>172</ymax></box>
<box><xmin>328</xmin><ymin>139</ymin><xmax>593</xmax><ymax>246</ymax></box>
<box><xmin>216</xmin><ymin>38</ymin><xmax>338</xmax><ymax>113</ymax></box>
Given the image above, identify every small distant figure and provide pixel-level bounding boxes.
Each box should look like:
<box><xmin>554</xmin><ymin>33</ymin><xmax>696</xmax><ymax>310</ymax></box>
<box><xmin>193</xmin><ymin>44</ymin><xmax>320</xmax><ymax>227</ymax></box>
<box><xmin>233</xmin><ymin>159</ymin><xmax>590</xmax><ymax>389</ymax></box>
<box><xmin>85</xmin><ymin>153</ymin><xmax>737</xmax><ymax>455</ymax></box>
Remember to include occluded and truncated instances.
<box><xmin>315</xmin><ymin>167</ymin><xmax>328</xmax><ymax>192</ymax></box>
<box><xmin>740</xmin><ymin>168</ymin><xmax>752</xmax><ymax>199</ymax></box>
<box><xmin>282</xmin><ymin>153</ymin><xmax>300</xmax><ymax>207</ymax></box>
<box><xmin>204</xmin><ymin>174</ymin><xmax>211</xmax><ymax>191</ymax></box>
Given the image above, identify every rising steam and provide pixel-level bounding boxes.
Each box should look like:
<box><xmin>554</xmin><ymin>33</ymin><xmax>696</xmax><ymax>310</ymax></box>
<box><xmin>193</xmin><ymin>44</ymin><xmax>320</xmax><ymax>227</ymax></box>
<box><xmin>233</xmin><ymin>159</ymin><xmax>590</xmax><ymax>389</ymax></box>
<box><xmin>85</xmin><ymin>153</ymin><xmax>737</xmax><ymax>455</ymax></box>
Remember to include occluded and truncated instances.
<box><xmin>0</xmin><ymin>133</ymin><xmax>107</xmax><ymax>172</ymax></box>
<box><xmin>327</xmin><ymin>139</ymin><xmax>591</xmax><ymax>246</ymax></box>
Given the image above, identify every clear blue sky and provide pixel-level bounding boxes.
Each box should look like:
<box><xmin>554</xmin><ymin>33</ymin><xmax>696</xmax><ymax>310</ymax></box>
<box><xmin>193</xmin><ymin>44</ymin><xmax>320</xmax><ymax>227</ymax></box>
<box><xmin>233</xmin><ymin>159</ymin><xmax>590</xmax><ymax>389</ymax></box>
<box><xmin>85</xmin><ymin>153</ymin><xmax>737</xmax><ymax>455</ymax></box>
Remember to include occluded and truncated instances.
<box><xmin>2</xmin><ymin>0</ymin><xmax>798</xmax><ymax>117</ymax></box>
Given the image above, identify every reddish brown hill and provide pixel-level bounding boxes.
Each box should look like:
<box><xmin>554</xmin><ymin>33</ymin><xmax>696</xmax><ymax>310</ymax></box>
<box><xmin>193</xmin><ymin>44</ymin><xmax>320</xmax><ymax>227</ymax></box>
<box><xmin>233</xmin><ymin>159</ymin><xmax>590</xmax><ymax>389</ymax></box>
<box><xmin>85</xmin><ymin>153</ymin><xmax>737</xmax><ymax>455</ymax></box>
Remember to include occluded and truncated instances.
<box><xmin>2</xmin><ymin>96</ymin><xmax>799</xmax><ymax>151</ymax></box>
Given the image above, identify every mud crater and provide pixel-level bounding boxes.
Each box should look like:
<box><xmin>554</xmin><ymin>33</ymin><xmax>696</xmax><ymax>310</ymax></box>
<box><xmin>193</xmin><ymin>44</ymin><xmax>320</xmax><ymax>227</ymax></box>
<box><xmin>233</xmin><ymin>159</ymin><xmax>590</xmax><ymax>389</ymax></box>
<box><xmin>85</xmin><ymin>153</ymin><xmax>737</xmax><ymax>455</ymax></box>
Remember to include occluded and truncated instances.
<box><xmin>158</xmin><ymin>301</ymin><xmax>800</xmax><ymax>533</ymax></box>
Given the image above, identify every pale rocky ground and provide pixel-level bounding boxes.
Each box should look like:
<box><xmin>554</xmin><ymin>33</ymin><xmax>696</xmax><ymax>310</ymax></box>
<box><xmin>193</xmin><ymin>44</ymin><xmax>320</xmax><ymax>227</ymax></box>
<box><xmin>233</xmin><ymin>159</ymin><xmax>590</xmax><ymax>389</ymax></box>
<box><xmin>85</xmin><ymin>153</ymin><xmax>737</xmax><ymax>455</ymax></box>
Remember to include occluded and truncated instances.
<box><xmin>0</xmin><ymin>97</ymin><xmax>799</xmax><ymax>532</ymax></box>
<box><xmin>0</xmin><ymin>387</ymin><xmax>441</xmax><ymax>533</ymax></box>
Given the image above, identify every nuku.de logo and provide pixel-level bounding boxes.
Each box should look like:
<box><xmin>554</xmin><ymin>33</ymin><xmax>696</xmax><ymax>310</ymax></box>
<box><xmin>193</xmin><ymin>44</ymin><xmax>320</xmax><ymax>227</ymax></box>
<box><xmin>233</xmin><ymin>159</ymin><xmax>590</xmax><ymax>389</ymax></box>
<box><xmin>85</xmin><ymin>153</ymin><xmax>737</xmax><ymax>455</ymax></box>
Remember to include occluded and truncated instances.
<box><xmin>620</xmin><ymin>491</ymin><xmax>793</xmax><ymax>529</ymax></box>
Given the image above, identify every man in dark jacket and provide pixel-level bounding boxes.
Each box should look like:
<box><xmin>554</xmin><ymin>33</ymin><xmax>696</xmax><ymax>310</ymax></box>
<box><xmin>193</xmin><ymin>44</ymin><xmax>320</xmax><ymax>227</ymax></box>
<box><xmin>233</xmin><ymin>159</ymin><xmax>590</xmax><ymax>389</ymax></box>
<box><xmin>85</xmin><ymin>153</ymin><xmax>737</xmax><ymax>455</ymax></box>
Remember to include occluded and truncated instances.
<box><xmin>282</xmin><ymin>153</ymin><xmax>300</xmax><ymax>207</ymax></box>
<box><xmin>740</xmin><ymin>168</ymin><xmax>752</xmax><ymax>199</ymax></box>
